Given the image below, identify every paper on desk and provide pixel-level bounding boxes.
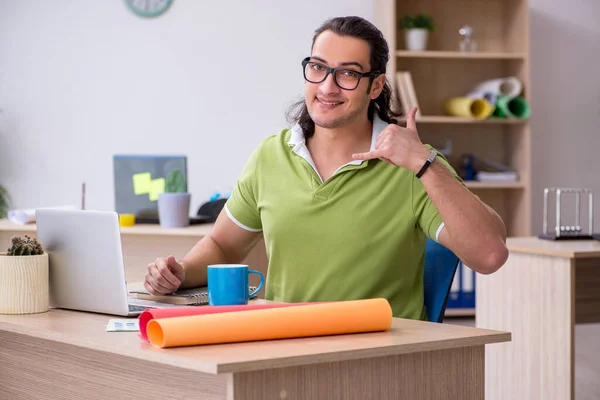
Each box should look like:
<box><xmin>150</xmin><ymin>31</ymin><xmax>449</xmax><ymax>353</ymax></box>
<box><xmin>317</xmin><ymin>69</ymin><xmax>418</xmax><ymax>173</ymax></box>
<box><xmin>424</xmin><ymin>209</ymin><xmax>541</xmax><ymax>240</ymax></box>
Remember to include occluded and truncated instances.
<box><xmin>106</xmin><ymin>319</ymin><xmax>140</xmax><ymax>332</ymax></box>
<box><xmin>138</xmin><ymin>302</ymin><xmax>316</xmax><ymax>342</ymax></box>
<box><xmin>8</xmin><ymin>205</ymin><xmax>78</xmax><ymax>225</ymax></box>
<box><xmin>146</xmin><ymin>298</ymin><xmax>393</xmax><ymax>348</ymax></box>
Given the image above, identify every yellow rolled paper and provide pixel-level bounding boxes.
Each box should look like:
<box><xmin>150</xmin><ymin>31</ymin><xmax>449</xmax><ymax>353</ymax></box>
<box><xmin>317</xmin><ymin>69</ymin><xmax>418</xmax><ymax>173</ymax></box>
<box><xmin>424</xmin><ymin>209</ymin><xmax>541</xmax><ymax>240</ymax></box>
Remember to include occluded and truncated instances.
<box><xmin>443</xmin><ymin>97</ymin><xmax>494</xmax><ymax>119</ymax></box>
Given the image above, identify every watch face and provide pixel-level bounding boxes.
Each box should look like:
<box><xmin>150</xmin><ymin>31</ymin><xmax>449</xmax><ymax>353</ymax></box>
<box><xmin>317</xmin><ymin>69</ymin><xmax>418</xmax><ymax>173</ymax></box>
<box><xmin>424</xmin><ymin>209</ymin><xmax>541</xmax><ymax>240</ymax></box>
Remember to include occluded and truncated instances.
<box><xmin>125</xmin><ymin>0</ymin><xmax>173</xmax><ymax>18</ymax></box>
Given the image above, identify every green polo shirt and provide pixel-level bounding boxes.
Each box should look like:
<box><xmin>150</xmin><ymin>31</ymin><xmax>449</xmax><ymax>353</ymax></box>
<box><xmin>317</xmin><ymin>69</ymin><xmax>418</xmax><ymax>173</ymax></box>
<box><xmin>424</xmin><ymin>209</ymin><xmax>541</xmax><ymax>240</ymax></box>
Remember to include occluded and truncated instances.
<box><xmin>224</xmin><ymin>115</ymin><xmax>462</xmax><ymax>320</ymax></box>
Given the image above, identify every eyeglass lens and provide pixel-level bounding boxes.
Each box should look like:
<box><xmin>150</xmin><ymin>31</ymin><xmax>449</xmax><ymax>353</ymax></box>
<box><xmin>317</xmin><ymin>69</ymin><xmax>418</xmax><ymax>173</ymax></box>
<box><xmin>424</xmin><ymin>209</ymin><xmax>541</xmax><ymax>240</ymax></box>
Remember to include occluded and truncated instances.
<box><xmin>304</xmin><ymin>62</ymin><xmax>361</xmax><ymax>90</ymax></box>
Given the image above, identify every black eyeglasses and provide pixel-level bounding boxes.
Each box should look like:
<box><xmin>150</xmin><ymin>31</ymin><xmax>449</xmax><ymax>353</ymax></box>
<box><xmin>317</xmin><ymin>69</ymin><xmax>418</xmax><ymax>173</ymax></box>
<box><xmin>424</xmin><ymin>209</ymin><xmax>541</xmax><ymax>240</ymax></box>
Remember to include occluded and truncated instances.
<box><xmin>301</xmin><ymin>57</ymin><xmax>380</xmax><ymax>91</ymax></box>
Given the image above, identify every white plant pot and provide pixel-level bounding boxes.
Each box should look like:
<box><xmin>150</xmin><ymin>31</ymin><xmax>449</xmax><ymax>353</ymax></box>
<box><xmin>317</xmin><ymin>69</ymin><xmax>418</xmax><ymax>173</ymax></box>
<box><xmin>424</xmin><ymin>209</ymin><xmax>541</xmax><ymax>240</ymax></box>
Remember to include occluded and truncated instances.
<box><xmin>0</xmin><ymin>252</ymin><xmax>49</xmax><ymax>314</ymax></box>
<box><xmin>405</xmin><ymin>29</ymin><xmax>429</xmax><ymax>51</ymax></box>
<box><xmin>158</xmin><ymin>192</ymin><xmax>191</xmax><ymax>228</ymax></box>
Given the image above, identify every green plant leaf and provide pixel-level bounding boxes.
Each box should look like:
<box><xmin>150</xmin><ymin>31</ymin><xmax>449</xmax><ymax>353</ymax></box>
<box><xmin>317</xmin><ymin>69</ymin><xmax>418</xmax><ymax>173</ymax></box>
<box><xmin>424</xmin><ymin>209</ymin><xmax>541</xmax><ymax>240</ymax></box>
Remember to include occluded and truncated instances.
<box><xmin>399</xmin><ymin>13</ymin><xmax>435</xmax><ymax>32</ymax></box>
<box><xmin>6</xmin><ymin>235</ymin><xmax>44</xmax><ymax>256</ymax></box>
<box><xmin>0</xmin><ymin>185</ymin><xmax>10</xmax><ymax>219</ymax></box>
<box><xmin>165</xmin><ymin>169</ymin><xmax>187</xmax><ymax>193</ymax></box>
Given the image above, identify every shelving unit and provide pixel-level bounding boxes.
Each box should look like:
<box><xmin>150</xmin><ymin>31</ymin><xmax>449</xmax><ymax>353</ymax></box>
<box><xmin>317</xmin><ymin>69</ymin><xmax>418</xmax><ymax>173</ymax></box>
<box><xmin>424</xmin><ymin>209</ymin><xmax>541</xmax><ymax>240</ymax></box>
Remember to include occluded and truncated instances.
<box><xmin>375</xmin><ymin>0</ymin><xmax>532</xmax><ymax>317</ymax></box>
<box><xmin>375</xmin><ymin>0</ymin><xmax>532</xmax><ymax>239</ymax></box>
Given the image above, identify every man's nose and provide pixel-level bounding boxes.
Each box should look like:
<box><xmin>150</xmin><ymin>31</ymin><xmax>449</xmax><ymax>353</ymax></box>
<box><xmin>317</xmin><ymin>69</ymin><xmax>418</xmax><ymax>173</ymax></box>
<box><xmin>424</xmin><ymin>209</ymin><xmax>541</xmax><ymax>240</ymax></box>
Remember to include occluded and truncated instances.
<box><xmin>319</xmin><ymin>72</ymin><xmax>341</xmax><ymax>95</ymax></box>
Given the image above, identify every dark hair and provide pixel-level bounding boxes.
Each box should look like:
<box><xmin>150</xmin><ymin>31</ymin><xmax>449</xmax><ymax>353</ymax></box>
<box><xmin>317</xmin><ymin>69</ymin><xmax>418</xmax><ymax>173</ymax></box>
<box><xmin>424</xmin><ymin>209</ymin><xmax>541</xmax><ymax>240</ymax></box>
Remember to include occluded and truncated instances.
<box><xmin>286</xmin><ymin>16</ymin><xmax>402</xmax><ymax>139</ymax></box>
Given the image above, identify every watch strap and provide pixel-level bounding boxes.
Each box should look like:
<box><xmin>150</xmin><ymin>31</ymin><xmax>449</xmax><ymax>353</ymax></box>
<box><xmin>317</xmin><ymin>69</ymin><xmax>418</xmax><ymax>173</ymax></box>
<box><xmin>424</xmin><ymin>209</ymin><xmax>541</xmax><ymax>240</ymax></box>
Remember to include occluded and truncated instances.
<box><xmin>416</xmin><ymin>150</ymin><xmax>437</xmax><ymax>179</ymax></box>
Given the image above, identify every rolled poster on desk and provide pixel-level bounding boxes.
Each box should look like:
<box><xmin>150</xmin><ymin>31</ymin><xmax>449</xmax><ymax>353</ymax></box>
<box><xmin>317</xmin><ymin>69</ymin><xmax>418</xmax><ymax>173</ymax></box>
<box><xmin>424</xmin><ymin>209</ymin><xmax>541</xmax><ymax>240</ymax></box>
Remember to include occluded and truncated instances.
<box><xmin>138</xmin><ymin>302</ymin><xmax>312</xmax><ymax>341</ymax></box>
<box><xmin>145</xmin><ymin>298</ymin><xmax>393</xmax><ymax>348</ymax></box>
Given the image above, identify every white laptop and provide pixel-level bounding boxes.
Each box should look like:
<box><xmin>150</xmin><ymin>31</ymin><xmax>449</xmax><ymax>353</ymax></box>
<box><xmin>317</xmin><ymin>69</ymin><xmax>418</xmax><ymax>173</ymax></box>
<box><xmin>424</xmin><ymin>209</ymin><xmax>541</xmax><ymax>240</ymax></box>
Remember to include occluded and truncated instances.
<box><xmin>36</xmin><ymin>208</ymin><xmax>169</xmax><ymax>317</ymax></box>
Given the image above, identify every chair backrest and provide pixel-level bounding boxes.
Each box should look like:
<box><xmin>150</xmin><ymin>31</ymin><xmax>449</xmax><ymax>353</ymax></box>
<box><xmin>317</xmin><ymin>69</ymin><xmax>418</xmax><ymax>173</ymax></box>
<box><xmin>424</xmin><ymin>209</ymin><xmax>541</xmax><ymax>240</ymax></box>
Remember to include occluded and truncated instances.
<box><xmin>423</xmin><ymin>238</ymin><xmax>460</xmax><ymax>323</ymax></box>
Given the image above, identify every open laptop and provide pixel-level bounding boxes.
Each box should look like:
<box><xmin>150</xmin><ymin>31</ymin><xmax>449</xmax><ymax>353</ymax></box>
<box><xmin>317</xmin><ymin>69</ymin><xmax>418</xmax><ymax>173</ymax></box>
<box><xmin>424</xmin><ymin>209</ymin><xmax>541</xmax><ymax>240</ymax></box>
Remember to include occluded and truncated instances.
<box><xmin>36</xmin><ymin>208</ymin><xmax>169</xmax><ymax>317</ymax></box>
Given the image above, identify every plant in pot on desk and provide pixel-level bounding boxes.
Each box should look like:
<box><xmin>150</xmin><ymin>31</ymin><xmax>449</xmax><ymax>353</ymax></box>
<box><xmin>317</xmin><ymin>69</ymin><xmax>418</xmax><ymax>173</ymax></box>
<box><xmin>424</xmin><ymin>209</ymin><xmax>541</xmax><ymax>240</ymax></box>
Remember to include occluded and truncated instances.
<box><xmin>0</xmin><ymin>235</ymin><xmax>49</xmax><ymax>314</ymax></box>
<box><xmin>158</xmin><ymin>169</ymin><xmax>191</xmax><ymax>228</ymax></box>
<box><xmin>0</xmin><ymin>184</ymin><xmax>10</xmax><ymax>218</ymax></box>
<box><xmin>400</xmin><ymin>13</ymin><xmax>435</xmax><ymax>51</ymax></box>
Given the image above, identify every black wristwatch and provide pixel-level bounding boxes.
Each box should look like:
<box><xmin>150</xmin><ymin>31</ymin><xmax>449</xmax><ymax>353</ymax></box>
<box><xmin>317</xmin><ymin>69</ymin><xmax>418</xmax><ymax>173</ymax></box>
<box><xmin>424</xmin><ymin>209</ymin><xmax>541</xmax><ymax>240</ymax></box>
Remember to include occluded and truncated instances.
<box><xmin>416</xmin><ymin>150</ymin><xmax>437</xmax><ymax>179</ymax></box>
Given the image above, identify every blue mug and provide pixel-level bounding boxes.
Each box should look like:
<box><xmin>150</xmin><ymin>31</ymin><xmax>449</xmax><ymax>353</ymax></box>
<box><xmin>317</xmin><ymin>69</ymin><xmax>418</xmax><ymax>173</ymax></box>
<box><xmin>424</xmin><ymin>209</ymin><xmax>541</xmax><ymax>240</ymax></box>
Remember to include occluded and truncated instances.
<box><xmin>207</xmin><ymin>264</ymin><xmax>264</xmax><ymax>306</ymax></box>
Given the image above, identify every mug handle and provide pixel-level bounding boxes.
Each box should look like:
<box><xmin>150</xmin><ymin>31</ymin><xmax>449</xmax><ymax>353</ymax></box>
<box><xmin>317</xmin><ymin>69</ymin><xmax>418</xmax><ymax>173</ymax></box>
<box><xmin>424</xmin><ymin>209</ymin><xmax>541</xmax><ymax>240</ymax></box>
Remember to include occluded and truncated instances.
<box><xmin>248</xmin><ymin>269</ymin><xmax>264</xmax><ymax>298</ymax></box>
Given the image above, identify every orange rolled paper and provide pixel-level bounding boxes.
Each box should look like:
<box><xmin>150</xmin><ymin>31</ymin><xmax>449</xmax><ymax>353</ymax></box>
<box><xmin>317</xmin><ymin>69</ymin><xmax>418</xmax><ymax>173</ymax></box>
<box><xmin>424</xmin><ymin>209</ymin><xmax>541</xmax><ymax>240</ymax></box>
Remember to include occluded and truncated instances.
<box><xmin>146</xmin><ymin>298</ymin><xmax>393</xmax><ymax>348</ymax></box>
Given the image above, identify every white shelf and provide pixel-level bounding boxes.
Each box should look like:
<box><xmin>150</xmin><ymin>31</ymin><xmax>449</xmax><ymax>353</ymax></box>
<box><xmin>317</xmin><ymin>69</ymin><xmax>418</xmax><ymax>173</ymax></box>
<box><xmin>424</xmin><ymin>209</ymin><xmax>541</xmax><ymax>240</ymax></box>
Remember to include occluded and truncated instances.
<box><xmin>465</xmin><ymin>181</ymin><xmax>525</xmax><ymax>189</ymax></box>
<box><xmin>400</xmin><ymin>116</ymin><xmax>527</xmax><ymax>124</ymax></box>
<box><xmin>396</xmin><ymin>50</ymin><xmax>527</xmax><ymax>60</ymax></box>
<box><xmin>445</xmin><ymin>308</ymin><xmax>475</xmax><ymax>317</ymax></box>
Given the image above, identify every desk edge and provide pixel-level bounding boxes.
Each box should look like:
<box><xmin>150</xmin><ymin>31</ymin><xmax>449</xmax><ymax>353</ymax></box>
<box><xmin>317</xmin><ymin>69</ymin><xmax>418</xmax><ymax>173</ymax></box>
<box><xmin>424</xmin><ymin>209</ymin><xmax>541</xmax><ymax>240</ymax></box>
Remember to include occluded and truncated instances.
<box><xmin>215</xmin><ymin>331</ymin><xmax>511</xmax><ymax>373</ymax></box>
<box><xmin>507</xmin><ymin>245</ymin><xmax>600</xmax><ymax>259</ymax></box>
<box><xmin>0</xmin><ymin>320</ymin><xmax>220</xmax><ymax>374</ymax></box>
<box><xmin>0</xmin><ymin>319</ymin><xmax>510</xmax><ymax>375</ymax></box>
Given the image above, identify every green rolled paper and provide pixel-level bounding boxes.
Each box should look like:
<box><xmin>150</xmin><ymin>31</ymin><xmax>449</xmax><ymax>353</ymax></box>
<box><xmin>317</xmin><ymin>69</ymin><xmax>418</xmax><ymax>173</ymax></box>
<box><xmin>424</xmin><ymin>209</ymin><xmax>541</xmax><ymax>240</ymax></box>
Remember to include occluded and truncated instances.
<box><xmin>492</xmin><ymin>95</ymin><xmax>531</xmax><ymax>119</ymax></box>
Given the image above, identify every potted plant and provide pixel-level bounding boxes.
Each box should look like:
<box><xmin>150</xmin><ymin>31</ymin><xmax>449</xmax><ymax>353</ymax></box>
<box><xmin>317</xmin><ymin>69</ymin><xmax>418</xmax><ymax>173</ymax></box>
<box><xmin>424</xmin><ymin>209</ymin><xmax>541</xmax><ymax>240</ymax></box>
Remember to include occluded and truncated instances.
<box><xmin>157</xmin><ymin>169</ymin><xmax>191</xmax><ymax>228</ymax></box>
<box><xmin>0</xmin><ymin>235</ymin><xmax>49</xmax><ymax>314</ymax></box>
<box><xmin>400</xmin><ymin>13</ymin><xmax>435</xmax><ymax>51</ymax></box>
<box><xmin>0</xmin><ymin>184</ymin><xmax>10</xmax><ymax>219</ymax></box>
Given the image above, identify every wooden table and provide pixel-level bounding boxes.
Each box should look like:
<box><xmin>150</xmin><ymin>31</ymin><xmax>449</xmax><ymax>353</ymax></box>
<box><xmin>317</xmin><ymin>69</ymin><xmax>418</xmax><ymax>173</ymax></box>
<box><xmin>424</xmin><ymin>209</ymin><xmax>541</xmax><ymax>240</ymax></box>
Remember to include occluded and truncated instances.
<box><xmin>476</xmin><ymin>236</ymin><xmax>600</xmax><ymax>400</ymax></box>
<box><xmin>0</xmin><ymin>219</ymin><xmax>268</xmax><ymax>297</ymax></box>
<box><xmin>0</xmin><ymin>303</ymin><xmax>510</xmax><ymax>400</ymax></box>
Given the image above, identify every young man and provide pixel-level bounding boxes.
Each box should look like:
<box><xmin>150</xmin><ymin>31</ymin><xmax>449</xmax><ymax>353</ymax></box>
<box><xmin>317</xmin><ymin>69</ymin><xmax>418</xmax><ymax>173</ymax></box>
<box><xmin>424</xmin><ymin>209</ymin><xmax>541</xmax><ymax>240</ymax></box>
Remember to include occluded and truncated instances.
<box><xmin>143</xmin><ymin>16</ymin><xmax>508</xmax><ymax>319</ymax></box>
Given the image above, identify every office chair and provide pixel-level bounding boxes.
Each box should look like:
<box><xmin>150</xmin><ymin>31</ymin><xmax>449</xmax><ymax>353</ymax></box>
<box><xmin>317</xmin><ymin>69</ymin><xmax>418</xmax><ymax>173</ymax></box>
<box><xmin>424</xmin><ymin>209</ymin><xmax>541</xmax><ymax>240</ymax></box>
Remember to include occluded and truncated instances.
<box><xmin>423</xmin><ymin>238</ymin><xmax>460</xmax><ymax>323</ymax></box>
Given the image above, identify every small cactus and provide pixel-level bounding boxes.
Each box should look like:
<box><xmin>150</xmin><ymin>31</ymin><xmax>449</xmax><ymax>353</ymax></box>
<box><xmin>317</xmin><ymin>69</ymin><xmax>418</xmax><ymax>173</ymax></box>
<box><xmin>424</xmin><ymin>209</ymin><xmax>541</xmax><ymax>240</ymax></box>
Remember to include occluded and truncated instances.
<box><xmin>165</xmin><ymin>169</ymin><xmax>187</xmax><ymax>193</ymax></box>
<box><xmin>7</xmin><ymin>235</ymin><xmax>44</xmax><ymax>256</ymax></box>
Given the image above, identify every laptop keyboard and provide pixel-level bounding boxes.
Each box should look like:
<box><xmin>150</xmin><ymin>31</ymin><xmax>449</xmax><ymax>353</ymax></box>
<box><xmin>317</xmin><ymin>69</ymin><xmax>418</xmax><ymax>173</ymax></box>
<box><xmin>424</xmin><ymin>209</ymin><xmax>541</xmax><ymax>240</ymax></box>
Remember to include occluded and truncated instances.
<box><xmin>128</xmin><ymin>304</ymin><xmax>150</xmax><ymax>312</ymax></box>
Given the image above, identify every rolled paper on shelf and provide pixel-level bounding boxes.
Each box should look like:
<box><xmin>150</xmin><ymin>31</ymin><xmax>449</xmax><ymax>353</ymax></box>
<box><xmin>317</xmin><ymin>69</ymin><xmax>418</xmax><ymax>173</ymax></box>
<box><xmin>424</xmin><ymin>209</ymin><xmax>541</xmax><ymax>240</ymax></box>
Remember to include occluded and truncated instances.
<box><xmin>146</xmin><ymin>298</ymin><xmax>393</xmax><ymax>348</ymax></box>
<box><xmin>492</xmin><ymin>95</ymin><xmax>531</xmax><ymax>119</ymax></box>
<box><xmin>466</xmin><ymin>76</ymin><xmax>523</xmax><ymax>104</ymax></box>
<box><xmin>443</xmin><ymin>97</ymin><xmax>495</xmax><ymax>119</ymax></box>
<box><xmin>481</xmin><ymin>92</ymin><xmax>497</xmax><ymax>106</ymax></box>
<box><xmin>138</xmin><ymin>302</ymin><xmax>314</xmax><ymax>342</ymax></box>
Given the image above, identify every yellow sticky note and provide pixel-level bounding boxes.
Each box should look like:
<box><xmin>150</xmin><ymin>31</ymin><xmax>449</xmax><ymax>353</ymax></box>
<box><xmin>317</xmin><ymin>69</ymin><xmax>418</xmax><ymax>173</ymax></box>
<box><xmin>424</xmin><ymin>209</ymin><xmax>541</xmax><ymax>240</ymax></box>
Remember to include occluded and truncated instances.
<box><xmin>149</xmin><ymin>178</ymin><xmax>165</xmax><ymax>201</ymax></box>
<box><xmin>132</xmin><ymin>172</ymin><xmax>151</xmax><ymax>195</ymax></box>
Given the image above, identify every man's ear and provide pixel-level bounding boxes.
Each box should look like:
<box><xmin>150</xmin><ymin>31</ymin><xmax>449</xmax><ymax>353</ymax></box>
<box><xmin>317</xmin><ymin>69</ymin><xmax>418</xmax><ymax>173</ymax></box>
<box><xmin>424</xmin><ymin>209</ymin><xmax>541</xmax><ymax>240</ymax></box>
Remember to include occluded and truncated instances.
<box><xmin>369</xmin><ymin>74</ymin><xmax>387</xmax><ymax>99</ymax></box>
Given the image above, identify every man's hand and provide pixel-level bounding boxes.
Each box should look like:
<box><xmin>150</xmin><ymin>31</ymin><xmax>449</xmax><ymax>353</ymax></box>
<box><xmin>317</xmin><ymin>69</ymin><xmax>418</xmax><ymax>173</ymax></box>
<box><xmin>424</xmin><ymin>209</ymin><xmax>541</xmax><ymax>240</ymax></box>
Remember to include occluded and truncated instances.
<box><xmin>144</xmin><ymin>255</ymin><xmax>185</xmax><ymax>295</ymax></box>
<box><xmin>352</xmin><ymin>107</ymin><xmax>431</xmax><ymax>173</ymax></box>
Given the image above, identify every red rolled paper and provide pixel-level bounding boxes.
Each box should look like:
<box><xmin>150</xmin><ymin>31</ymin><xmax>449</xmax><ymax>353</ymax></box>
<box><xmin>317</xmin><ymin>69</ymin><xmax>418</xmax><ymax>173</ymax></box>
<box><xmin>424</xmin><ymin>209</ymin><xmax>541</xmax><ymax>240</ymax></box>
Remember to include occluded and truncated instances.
<box><xmin>138</xmin><ymin>302</ymin><xmax>313</xmax><ymax>341</ymax></box>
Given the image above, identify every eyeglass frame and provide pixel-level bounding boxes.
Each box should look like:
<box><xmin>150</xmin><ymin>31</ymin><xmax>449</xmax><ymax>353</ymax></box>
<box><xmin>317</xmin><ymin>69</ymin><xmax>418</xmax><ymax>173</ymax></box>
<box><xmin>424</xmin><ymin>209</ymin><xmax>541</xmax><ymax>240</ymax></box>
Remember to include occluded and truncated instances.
<box><xmin>301</xmin><ymin>57</ymin><xmax>381</xmax><ymax>91</ymax></box>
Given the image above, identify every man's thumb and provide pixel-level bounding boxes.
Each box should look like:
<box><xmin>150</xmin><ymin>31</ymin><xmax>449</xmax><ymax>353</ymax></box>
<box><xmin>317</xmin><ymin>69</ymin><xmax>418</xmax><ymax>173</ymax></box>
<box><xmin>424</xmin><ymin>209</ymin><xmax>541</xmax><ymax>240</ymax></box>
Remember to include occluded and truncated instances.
<box><xmin>166</xmin><ymin>255</ymin><xmax>181</xmax><ymax>270</ymax></box>
<box><xmin>167</xmin><ymin>255</ymin><xmax>185</xmax><ymax>280</ymax></box>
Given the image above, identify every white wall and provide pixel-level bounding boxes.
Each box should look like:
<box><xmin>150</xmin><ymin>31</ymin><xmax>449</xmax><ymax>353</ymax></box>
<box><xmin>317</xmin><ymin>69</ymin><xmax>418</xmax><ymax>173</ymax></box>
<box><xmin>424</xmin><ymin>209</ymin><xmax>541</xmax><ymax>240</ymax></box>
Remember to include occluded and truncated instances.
<box><xmin>2</xmin><ymin>1</ymin><xmax>600</xmax><ymax>235</ymax></box>
<box><xmin>529</xmin><ymin>0</ymin><xmax>600</xmax><ymax>234</ymax></box>
<box><xmin>0</xmin><ymin>0</ymin><xmax>373</xmax><ymax>213</ymax></box>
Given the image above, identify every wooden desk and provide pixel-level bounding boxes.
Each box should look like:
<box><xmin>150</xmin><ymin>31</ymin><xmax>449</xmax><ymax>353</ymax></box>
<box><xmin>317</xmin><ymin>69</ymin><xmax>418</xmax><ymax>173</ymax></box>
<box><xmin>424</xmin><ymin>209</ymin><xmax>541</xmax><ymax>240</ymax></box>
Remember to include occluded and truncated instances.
<box><xmin>0</xmin><ymin>305</ymin><xmax>510</xmax><ymax>399</ymax></box>
<box><xmin>476</xmin><ymin>236</ymin><xmax>600</xmax><ymax>400</ymax></box>
<box><xmin>0</xmin><ymin>219</ymin><xmax>268</xmax><ymax>297</ymax></box>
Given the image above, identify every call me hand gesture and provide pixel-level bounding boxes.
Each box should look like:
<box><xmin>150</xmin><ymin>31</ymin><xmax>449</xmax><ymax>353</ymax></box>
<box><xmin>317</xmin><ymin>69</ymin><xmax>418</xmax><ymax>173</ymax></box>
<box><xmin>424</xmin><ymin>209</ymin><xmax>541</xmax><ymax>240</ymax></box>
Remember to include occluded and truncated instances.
<box><xmin>352</xmin><ymin>107</ymin><xmax>432</xmax><ymax>173</ymax></box>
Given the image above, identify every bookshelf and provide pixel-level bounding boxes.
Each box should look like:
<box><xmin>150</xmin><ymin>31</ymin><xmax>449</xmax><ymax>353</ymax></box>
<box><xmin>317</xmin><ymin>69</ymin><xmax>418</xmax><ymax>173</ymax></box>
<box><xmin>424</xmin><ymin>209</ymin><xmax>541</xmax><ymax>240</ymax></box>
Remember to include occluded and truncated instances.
<box><xmin>375</xmin><ymin>0</ymin><xmax>532</xmax><ymax>239</ymax></box>
<box><xmin>375</xmin><ymin>0</ymin><xmax>532</xmax><ymax>317</ymax></box>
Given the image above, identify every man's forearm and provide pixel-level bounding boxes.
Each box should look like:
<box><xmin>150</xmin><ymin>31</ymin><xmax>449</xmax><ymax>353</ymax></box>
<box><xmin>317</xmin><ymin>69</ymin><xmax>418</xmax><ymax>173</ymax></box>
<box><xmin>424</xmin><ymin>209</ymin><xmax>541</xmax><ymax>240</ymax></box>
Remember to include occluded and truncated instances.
<box><xmin>179</xmin><ymin>236</ymin><xmax>230</xmax><ymax>289</ymax></box>
<box><xmin>419</xmin><ymin>158</ymin><xmax>508</xmax><ymax>274</ymax></box>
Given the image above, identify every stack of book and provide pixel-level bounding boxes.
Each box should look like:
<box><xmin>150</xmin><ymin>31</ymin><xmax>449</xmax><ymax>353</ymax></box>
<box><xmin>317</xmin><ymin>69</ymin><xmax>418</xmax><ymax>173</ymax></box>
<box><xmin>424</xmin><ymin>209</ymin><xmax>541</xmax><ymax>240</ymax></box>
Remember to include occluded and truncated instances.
<box><xmin>476</xmin><ymin>171</ymin><xmax>518</xmax><ymax>182</ymax></box>
<box><xmin>396</xmin><ymin>71</ymin><xmax>421</xmax><ymax>117</ymax></box>
<box><xmin>462</xmin><ymin>154</ymin><xmax>519</xmax><ymax>183</ymax></box>
<box><xmin>447</xmin><ymin>261</ymin><xmax>476</xmax><ymax>310</ymax></box>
